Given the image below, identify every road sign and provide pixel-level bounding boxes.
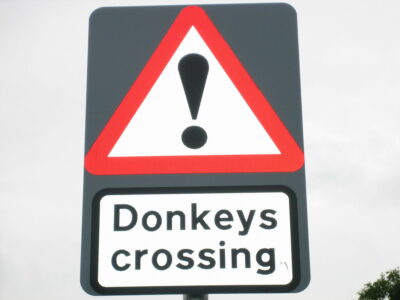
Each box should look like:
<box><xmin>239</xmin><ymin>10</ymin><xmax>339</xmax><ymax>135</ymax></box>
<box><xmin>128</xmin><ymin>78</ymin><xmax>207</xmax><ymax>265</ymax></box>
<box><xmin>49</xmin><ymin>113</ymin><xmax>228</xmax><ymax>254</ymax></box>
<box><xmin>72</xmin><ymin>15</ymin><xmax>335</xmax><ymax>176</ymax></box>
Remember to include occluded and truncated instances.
<box><xmin>85</xmin><ymin>6</ymin><xmax>303</xmax><ymax>175</ymax></box>
<box><xmin>81</xmin><ymin>4</ymin><xmax>309</xmax><ymax>296</ymax></box>
<box><xmin>92</xmin><ymin>186</ymin><xmax>299</xmax><ymax>294</ymax></box>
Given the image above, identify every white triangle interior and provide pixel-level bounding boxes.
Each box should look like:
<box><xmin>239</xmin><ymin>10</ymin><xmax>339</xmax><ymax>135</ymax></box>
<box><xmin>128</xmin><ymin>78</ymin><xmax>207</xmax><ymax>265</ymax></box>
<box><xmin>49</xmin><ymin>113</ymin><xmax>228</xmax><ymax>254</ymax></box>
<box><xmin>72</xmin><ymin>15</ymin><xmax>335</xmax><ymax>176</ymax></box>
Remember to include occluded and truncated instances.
<box><xmin>108</xmin><ymin>27</ymin><xmax>280</xmax><ymax>157</ymax></box>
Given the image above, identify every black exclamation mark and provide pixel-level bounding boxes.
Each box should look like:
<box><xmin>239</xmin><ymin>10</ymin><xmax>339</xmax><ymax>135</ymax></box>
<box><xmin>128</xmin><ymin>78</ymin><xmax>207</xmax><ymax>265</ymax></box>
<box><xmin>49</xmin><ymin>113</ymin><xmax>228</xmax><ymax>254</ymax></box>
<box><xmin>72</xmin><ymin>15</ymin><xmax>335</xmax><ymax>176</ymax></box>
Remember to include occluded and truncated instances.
<box><xmin>178</xmin><ymin>53</ymin><xmax>209</xmax><ymax>149</ymax></box>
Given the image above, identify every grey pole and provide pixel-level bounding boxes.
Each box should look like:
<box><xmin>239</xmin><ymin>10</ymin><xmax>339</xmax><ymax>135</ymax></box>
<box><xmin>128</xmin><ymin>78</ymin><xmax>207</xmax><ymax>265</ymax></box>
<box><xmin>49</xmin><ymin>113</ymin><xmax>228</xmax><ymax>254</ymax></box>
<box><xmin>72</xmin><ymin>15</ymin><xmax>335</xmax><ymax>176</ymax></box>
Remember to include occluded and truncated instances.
<box><xmin>183</xmin><ymin>294</ymin><xmax>208</xmax><ymax>300</ymax></box>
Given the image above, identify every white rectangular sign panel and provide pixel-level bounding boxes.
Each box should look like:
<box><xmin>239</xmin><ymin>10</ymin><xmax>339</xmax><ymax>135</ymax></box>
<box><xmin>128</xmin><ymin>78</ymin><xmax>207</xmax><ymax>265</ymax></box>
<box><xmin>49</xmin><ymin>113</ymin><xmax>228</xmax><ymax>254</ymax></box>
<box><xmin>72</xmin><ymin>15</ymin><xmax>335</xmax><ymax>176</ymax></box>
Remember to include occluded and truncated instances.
<box><xmin>90</xmin><ymin>187</ymin><xmax>299</xmax><ymax>294</ymax></box>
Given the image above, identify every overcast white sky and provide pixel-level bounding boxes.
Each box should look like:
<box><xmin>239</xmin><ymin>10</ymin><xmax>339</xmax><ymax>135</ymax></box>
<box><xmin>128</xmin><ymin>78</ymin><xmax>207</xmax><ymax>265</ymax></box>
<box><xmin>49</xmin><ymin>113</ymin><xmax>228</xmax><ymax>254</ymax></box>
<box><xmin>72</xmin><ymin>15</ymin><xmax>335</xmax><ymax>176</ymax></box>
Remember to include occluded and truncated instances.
<box><xmin>1</xmin><ymin>0</ymin><xmax>400</xmax><ymax>300</ymax></box>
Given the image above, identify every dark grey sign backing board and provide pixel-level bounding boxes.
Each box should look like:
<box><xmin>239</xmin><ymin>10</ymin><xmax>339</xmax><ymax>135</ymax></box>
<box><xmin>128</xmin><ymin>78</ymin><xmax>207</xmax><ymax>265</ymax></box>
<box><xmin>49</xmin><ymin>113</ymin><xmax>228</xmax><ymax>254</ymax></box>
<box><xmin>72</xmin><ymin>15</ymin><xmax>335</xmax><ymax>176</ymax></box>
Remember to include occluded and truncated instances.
<box><xmin>81</xmin><ymin>3</ymin><xmax>309</xmax><ymax>296</ymax></box>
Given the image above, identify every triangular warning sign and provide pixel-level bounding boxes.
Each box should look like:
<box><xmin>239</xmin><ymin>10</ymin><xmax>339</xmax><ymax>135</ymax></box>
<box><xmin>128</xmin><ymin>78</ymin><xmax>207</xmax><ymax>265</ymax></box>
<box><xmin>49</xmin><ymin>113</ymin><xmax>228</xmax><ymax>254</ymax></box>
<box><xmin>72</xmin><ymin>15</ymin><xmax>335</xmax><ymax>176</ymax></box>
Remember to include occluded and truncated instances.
<box><xmin>85</xmin><ymin>6</ymin><xmax>304</xmax><ymax>175</ymax></box>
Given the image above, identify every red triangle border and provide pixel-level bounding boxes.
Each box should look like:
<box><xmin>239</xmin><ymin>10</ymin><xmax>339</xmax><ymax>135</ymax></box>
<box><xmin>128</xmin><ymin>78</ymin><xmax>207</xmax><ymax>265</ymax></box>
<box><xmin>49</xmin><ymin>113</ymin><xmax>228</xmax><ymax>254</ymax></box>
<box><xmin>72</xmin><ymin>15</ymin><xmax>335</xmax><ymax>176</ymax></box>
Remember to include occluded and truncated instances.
<box><xmin>85</xmin><ymin>6</ymin><xmax>304</xmax><ymax>175</ymax></box>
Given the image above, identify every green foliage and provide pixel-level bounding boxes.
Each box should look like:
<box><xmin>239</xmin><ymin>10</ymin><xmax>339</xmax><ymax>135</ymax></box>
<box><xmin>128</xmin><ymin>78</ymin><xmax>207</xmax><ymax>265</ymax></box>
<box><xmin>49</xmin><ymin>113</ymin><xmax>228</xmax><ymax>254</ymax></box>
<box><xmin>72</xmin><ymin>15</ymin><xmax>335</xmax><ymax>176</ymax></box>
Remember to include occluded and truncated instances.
<box><xmin>358</xmin><ymin>267</ymin><xmax>400</xmax><ymax>300</ymax></box>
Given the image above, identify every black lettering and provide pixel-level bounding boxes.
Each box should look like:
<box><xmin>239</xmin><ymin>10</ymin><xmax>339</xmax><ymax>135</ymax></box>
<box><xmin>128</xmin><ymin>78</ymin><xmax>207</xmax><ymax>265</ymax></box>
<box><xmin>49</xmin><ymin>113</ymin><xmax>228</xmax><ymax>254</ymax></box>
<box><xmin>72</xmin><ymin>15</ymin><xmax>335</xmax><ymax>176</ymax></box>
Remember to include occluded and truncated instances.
<box><xmin>152</xmin><ymin>249</ymin><xmax>172</xmax><ymax>270</ymax></box>
<box><xmin>167</xmin><ymin>210</ymin><xmax>186</xmax><ymax>230</ymax></box>
<box><xmin>142</xmin><ymin>211</ymin><xmax>162</xmax><ymax>231</ymax></box>
<box><xmin>198</xmin><ymin>249</ymin><xmax>216</xmax><ymax>269</ymax></box>
<box><xmin>260</xmin><ymin>209</ymin><xmax>277</xmax><ymax>229</ymax></box>
<box><xmin>215</xmin><ymin>209</ymin><xmax>233</xmax><ymax>230</ymax></box>
<box><xmin>231</xmin><ymin>248</ymin><xmax>251</xmax><ymax>268</ymax></box>
<box><xmin>219</xmin><ymin>241</ymin><xmax>226</xmax><ymax>268</ymax></box>
<box><xmin>191</xmin><ymin>203</ymin><xmax>210</xmax><ymax>230</ymax></box>
<box><xmin>256</xmin><ymin>248</ymin><xmax>275</xmax><ymax>275</ymax></box>
<box><xmin>111</xmin><ymin>249</ymin><xmax>130</xmax><ymax>271</ymax></box>
<box><xmin>114</xmin><ymin>205</ymin><xmax>137</xmax><ymax>231</ymax></box>
<box><xmin>237</xmin><ymin>210</ymin><xmax>255</xmax><ymax>235</ymax></box>
<box><xmin>176</xmin><ymin>249</ymin><xmax>194</xmax><ymax>269</ymax></box>
<box><xmin>134</xmin><ymin>249</ymin><xmax>148</xmax><ymax>270</ymax></box>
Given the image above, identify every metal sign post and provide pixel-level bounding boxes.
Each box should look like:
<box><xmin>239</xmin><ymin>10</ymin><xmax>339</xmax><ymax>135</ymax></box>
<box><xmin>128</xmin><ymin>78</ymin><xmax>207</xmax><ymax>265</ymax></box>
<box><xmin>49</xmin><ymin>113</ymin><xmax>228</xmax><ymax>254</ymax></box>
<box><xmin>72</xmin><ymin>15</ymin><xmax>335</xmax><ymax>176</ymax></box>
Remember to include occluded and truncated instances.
<box><xmin>184</xmin><ymin>294</ymin><xmax>208</xmax><ymax>300</ymax></box>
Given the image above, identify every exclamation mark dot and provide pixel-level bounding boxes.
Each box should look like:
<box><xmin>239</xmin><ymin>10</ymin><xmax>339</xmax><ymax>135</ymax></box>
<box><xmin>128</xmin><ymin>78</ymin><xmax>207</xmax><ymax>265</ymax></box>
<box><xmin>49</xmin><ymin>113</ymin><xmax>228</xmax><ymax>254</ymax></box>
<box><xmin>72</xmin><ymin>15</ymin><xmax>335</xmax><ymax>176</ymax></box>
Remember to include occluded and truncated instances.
<box><xmin>178</xmin><ymin>53</ymin><xmax>209</xmax><ymax>149</ymax></box>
